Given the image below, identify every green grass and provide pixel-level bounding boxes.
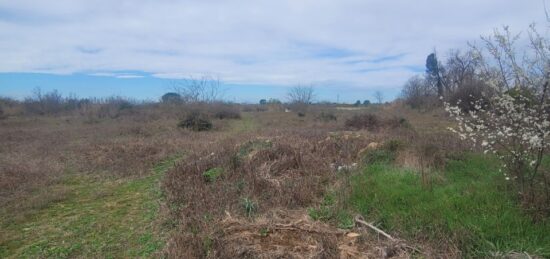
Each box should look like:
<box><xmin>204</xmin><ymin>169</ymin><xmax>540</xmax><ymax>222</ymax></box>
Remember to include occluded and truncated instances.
<box><xmin>0</xmin><ymin>158</ymin><xmax>178</xmax><ymax>258</ymax></box>
<box><xmin>229</xmin><ymin>113</ymin><xmax>258</xmax><ymax>133</ymax></box>
<box><xmin>203</xmin><ymin>167</ymin><xmax>224</xmax><ymax>182</ymax></box>
<box><xmin>349</xmin><ymin>154</ymin><xmax>550</xmax><ymax>257</ymax></box>
<box><xmin>308</xmin><ymin>191</ymin><xmax>355</xmax><ymax>230</ymax></box>
<box><xmin>237</xmin><ymin>139</ymin><xmax>272</xmax><ymax>158</ymax></box>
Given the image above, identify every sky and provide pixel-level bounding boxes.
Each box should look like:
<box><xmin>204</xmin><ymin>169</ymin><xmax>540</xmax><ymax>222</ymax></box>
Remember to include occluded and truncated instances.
<box><xmin>0</xmin><ymin>0</ymin><xmax>547</xmax><ymax>103</ymax></box>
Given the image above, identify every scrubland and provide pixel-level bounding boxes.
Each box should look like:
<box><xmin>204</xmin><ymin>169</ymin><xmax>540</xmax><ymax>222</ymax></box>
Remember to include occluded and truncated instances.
<box><xmin>0</xmin><ymin>101</ymin><xmax>549</xmax><ymax>258</ymax></box>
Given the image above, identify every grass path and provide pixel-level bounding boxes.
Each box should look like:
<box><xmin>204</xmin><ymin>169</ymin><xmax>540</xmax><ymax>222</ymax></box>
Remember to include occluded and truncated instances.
<box><xmin>0</xmin><ymin>158</ymin><xmax>177</xmax><ymax>258</ymax></box>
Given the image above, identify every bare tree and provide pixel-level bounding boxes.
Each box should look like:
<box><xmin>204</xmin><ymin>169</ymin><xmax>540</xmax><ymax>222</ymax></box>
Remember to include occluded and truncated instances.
<box><xmin>171</xmin><ymin>75</ymin><xmax>225</xmax><ymax>103</ymax></box>
<box><xmin>444</xmin><ymin>49</ymin><xmax>480</xmax><ymax>93</ymax></box>
<box><xmin>401</xmin><ymin>75</ymin><xmax>437</xmax><ymax>108</ymax></box>
<box><xmin>374</xmin><ymin>91</ymin><xmax>384</xmax><ymax>104</ymax></box>
<box><xmin>287</xmin><ymin>85</ymin><xmax>315</xmax><ymax>104</ymax></box>
<box><xmin>287</xmin><ymin>85</ymin><xmax>315</xmax><ymax>115</ymax></box>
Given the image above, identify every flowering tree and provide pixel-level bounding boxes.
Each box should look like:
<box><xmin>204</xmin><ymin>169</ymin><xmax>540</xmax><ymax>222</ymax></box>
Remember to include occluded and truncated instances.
<box><xmin>444</xmin><ymin>25</ymin><xmax>550</xmax><ymax>212</ymax></box>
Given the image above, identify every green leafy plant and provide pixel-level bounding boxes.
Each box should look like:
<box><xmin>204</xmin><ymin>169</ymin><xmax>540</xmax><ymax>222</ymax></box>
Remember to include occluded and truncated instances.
<box><xmin>203</xmin><ymin>167</ymin><xmax>223</xmax><ymax>182</ymax></box>
<box><xmin>336</xmin><ymin>211</ymin><xmax>355</xmax><ymax>229</ymax></box>
<box><xmin>259</xmin><ymin>227</ymin><xmax>270</xmax><ymax>237</ymax></box>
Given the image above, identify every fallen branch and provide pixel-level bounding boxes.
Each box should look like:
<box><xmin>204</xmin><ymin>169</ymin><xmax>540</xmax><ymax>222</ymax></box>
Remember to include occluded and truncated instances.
<box><xmin>354</xmin><ymin>216</ymin><xmax>395</xmax><ymax>241</ymax></box>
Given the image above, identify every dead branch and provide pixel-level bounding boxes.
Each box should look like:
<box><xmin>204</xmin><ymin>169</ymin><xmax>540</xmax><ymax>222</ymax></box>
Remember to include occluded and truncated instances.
<box><xmin>354</xmin><ymin>216</ymin><xmax>395</xmax><ymax>241</ymax></box>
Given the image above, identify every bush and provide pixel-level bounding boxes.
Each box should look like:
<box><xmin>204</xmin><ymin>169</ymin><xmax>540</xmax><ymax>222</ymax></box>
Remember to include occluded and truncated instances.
<box><xmin>178</xmin><ymin>112</ymin><xmax>213</xmax><ymax>131</ymax></box>
<box><xmin>315</xmin><ymin>112</ymin><xmax>337</xmax><ymax>122</ymax></box>
<box><xmin>346</xmin><ymin>114</ymin><xmax>412</xmax><ymax>131</ymax></box>
<box><xmin>96</xmin><ymin>98</ymin><xmax>134</xmax><ymax>119</ymax></box>
<box><xmin>345</xmin><ymin>113</ymin><xmax>380</xmax><ymax>130</ymax></box>
<box><xmin>448</xmin><ymin>81</ymin><xmax>492</xmax><ymax>112</ymax></box>
<box><xmin>385</xmin><ymin>117</ymin><xmax>411</xmax><ymax>129</ymax></box>
<box><xmin>383</xmin><ymin>139</ymin><xmax>406</xmax><ymax>152</ymax></box>
<box><xmin>213</xmin><ymin>109</ymin><xmax>241</xmax><ymax>120</ymax></box>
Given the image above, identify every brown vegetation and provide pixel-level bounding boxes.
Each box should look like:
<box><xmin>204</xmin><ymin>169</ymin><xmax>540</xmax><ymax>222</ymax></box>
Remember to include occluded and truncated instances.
<box><xmin>0</xmin><ymin>97</ymin><xmax>502</xmax><ymax>258</ymax></box>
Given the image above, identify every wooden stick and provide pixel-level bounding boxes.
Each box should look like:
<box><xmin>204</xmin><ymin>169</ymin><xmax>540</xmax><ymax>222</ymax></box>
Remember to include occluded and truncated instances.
<box><xmin>354</xmin><ymin>217</ymin><xmax>395</xmax><ymax>241</ymax></box>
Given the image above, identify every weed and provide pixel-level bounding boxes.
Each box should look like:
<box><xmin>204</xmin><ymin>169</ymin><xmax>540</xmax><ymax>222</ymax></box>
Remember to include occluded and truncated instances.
<box><xmin>202</xmin><ymin>236</ymin><xmax>213</xmax><ymax>256</ymax></box>
<box><xmin>236</xmin><ymin>179</ymin><xmax>245</xmax><ymax>192</ymax></box>
<box><xmin>242</xmin><ymin>197</ymin><xmax>257</xmax><ymax>217</ymax></box>
<box><xmin>308</xmin><ymin>206</ymin><xmax>332</xmax><ymax>221</ymax></box>
<box><xmin>308</xmin><ymin>193</ymin><xmax>335</xmax><ymax>221</ymax></box>
<box><xmin>203</xmin><ymin>167</ymin><xmax>223</xmax><ymax>182</ymax></box>
<box><xmin>336</xmin><ymin>211</ymin><xmax>355</xmax><ymax>229</ymax></box>
<box><xmin>259</xmin><ymin>227</ymin><xmax>270</xmax><ymax>237</ymax></box>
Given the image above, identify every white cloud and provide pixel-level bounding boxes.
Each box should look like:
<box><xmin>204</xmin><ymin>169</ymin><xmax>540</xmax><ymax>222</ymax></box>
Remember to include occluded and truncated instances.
<box><xmin>0</xmin><ymin>0</ymin><xmax>546</xmax><ymax>91</ymax></box>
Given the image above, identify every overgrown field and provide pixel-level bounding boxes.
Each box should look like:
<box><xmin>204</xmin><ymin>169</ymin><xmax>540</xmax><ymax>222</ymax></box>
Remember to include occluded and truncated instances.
<box><xmin>1</xmin><ymin>103</ymin><xmax>548</xmax><ymax>258</ymax></box>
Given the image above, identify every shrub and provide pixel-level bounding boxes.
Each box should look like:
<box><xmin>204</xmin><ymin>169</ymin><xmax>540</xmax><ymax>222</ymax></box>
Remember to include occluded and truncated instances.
<box><xmin>445</xmin><ymin>26</ymin><xmax>550</xmax><ymax>214</ymax></box>
<box><xmin>242</xmin><ymin>105</ymin><xmax>255</xmax><ymax>112</ymax></box>
<box><xmin>213</xmin><ymin>109</ymin><xmax>241</xmax><ymax>120</ymax></box>
<box><xmin>383</xmin><ymin>139</ymin><xmax>406</xmax><ymax>152</ymax></box>
<box><xmin>315</xmin><ymin>112</ymin><xmax>337</xmax><ymax>122</ymax></box>
<box><xmin>385</xmin><ymin>117</ymin><xmax>411</xmax><ymax>129</ymax></box>
<box><xmin>345</xmin><ymin>113</ymin><xmax>380</xmax><ymax>130</ymax></box>
<box><xmin>448</xmin><ymin>81</ymin><xmax>492</xmax><ymax>112</ymax></box>
<box><xmin>178</xmin><ymin>112</ymin><xmax>213</xmax><ymax>131</ymax></box>
<box><xmin>255</xmin><ymin>106</ymin><xmax>268</xmax><ymax>112</ymax></box>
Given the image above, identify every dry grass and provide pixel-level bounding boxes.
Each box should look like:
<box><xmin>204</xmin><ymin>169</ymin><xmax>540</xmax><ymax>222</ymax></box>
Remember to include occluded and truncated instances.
<box><xmin>207</xmin><ymin>210</ymin><xmax>412</xmax><ymax>258</ymax></box>
<box><xmin>1</xmin><ymin>103</ymin><xmax>495</xmax><ymax>258</ymax></box>
<box><xmin>160</xmin><ymin>118</ymin><xmax>428</xmax><ymax>257</ymax></box>
<box><xmin>0</xmin><ymin>111</ymin><xmax>223</xmax><ymax>220</ymax></box>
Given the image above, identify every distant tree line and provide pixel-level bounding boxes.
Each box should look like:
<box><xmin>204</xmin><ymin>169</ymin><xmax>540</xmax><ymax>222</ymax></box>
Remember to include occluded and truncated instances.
<box><xmin>0</xmin><ymin>87</ymin><xmax>136</xmax><ymax>119</ymax></box>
